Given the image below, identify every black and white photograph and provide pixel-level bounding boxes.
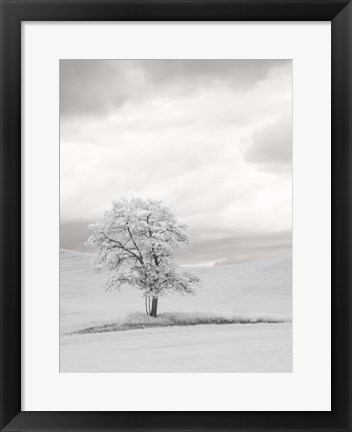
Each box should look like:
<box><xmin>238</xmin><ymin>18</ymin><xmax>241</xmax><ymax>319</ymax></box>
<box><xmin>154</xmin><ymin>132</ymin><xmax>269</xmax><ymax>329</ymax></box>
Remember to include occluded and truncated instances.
<box><xmin>60</xmin><ymin>59</ymin><xmax>292</xmax><ymax>373</ymax></box>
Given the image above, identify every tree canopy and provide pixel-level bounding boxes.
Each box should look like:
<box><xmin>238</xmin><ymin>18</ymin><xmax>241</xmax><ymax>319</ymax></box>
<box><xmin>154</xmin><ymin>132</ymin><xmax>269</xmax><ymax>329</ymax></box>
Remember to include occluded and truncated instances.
<box><xmin>87</xmin><ymin>198</ymin><xmax>200</xmax><ymax>316</ymax></box>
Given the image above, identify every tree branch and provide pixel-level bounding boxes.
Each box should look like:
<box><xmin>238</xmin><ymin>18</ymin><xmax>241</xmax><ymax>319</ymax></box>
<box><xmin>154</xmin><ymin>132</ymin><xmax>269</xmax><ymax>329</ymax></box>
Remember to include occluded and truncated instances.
<box><xmin>99</xmin><ymin>231</ymin><xmax>142</xmax><ymax>263</ymax></box>
<box><xmin>126</xmin><ymin>226</ymin><xmax>144</xmax><ymax>265</ymax></box>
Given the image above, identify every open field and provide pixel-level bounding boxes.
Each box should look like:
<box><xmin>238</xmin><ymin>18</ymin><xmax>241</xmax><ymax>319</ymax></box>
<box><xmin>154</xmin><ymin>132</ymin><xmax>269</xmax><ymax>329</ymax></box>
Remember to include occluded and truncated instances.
<box><xmin>61</xmin><ymin>323</ymin><xmax>292</xmax><ymax>373</ymax></box>
<box><xmin>60</xmin><ymin>249</ymin><xmax>292</xmax><ymax>372</ymax></box>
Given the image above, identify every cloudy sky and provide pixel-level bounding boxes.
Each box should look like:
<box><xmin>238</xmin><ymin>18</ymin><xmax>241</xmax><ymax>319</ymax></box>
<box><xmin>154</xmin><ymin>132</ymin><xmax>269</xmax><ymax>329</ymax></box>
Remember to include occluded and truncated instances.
<box><xmin>60</xmin><ymin>60</ymin><xmax>292</xmax><ymax>266</ymax></box>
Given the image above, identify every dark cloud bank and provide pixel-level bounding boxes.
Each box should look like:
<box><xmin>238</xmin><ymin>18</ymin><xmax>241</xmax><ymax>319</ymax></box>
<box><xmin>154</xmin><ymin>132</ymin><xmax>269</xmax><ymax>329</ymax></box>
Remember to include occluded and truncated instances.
<box><xmin>60</xmin><ymin>59</ymin><xmax>290</xmax><ymax>119</ymax></box>
<box><xmin>60</xmin><ymin>221</ymin><xmax>291</xmax><ymax>266</ymax></box>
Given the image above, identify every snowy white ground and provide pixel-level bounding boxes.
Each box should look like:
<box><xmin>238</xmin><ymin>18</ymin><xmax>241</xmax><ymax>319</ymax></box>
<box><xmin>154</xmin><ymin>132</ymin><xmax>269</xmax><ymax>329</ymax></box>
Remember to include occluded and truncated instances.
<box><xmin>60</xmin><ymin>249</ymin><xmax>292</xmax><ymax>372</ymax></box>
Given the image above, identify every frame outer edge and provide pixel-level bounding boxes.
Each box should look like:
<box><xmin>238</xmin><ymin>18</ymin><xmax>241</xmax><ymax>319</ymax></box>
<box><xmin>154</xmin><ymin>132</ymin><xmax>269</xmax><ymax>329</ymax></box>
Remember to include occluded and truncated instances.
<box><xmin>0</xmin><ymin>0</ymin><xmax>22</xmax><ymax>430</ymax></box>
<box><xmin>0</xmin><ymin>0</ymin><xmax>351</xmax><ymax>431</ymax></box>
<box><xmin>331</xmin><ymin>2</ymin><xmax>352</xmax><ymax>431</ymax></box>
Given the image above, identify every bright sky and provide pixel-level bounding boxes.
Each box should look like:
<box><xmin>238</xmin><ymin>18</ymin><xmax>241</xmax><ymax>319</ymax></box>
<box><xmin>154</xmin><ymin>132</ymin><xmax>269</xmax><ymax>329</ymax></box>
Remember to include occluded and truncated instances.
<box><xmin>60</xmin><ymin>60</ymin><xmax>292</xmax><ymax>265</ymax></box>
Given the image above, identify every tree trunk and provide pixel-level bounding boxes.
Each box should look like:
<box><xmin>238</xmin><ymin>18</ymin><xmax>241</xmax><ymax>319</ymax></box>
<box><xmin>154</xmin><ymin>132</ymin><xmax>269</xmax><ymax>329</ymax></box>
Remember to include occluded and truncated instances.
<box><xmin>150</xmin><ymin>296</ymin><xmax>158</xmax><ymax>317</ymax></box>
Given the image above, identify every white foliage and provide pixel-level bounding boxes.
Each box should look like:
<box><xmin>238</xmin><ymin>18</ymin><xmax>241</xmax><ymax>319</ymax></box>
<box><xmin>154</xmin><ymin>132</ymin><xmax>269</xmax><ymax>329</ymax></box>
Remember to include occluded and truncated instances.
<box><xmin>88</xmin><ymin>198</ymin><xmax>200</xmax><ymax>296</ymax></box>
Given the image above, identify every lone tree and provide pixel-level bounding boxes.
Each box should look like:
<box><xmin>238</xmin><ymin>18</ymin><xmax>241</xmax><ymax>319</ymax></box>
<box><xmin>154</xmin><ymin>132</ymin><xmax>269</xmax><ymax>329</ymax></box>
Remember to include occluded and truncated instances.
<box><xmin>88</xmin><ymin>198</ymin><xmax>200</xmax><ymax>317</ymax></box>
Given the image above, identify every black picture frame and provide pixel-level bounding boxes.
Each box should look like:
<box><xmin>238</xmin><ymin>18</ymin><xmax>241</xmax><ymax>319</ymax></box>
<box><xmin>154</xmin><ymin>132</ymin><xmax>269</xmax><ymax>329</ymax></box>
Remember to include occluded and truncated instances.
<box><xmin>0</xmin><ymin>1</ymin><xmax>351</xmax><ymax>431</ymax></box>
